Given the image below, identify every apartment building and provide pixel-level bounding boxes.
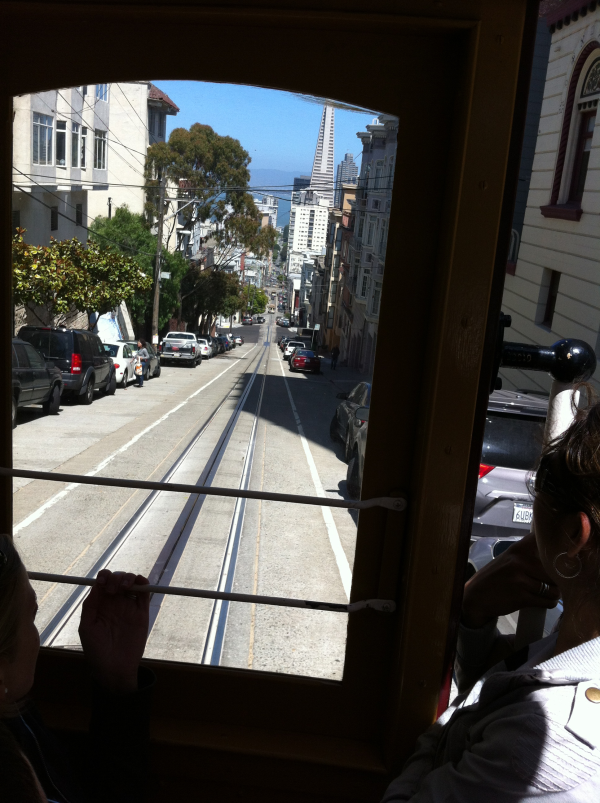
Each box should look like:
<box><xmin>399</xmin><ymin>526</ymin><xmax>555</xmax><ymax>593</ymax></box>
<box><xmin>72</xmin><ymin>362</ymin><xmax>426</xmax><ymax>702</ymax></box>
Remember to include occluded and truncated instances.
<box><xmin>287</xmin><ymin>194</ymin><xmax>330</xmax><ymax>273</ymax></box>
<box><xmin>310</xmin><ymin>183</ymin><xmax>357</xmax><ymax>348</ymax></box>
<box><xmin>337</xmin><ymin>114</ymin><xmax>397</xmax><ymax>373</ymax></box>
<box><xmin>87</xmin><ymin>82</ymin><xmax>179</xmax><ymax>224</ymax></box>
<box><xmin>499</xmin><ymin>2</ymin><xmax>600</xmax><ymax>392</ymax></box>
<box><xmin>12</xmin><ymin>85</ymin><xmax>111</xmax><ymax>246</ymax></box>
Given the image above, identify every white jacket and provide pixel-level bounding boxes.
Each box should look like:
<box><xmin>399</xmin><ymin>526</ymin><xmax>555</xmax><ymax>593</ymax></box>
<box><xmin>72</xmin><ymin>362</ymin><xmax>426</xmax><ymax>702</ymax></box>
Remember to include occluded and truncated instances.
<box><xmin>382</xmin><ymin>627</ymin><xmax>600</xmax><ymax>802</ymax></box>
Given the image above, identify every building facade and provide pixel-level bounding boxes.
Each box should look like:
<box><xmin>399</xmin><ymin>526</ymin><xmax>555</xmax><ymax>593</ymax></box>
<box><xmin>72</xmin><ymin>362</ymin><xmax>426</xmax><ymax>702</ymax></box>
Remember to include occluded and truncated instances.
<box><xmin>336</xmin><ymin>114</ymin><xmax>397</xmax><ymax>374</ymax></box>
<box><xmin>13</xmin><ymin>85</ymin><xmax>110</xmax><ymax>247</ymax></box>
<box><xmin>286</xmin><ymin>195</ymin><xmax>329</xmax><ymax>273</ymax></box>
<box><xmin>87</xmin><ymin>82</ymin><xmax>179</xmax><ymax>224</ymax></box>
<box><xmin>334</xmin><ymin>153</ymin><xmax>358</xmax><ymax>207</ymax></box>
<box><xmin>310</xmin><ymin>183</ymin><xmax>357</xmax><ymax>348</ymax></box>
<box><xmin>499</xmin><ymin>2</ymin><xmax>600</xmax><ymax>393</ymax></box>
<box><xmin>308</xmin><ymin>105</ymin><xmax>335</xmax><ymax>206</ymax></box>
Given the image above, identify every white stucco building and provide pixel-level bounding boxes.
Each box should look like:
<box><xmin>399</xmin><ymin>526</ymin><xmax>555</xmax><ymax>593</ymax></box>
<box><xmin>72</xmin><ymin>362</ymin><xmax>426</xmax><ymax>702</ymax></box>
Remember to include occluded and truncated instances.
<box><xmin>87</xmin><ymin>82</ymin><xmax>179</xmax><ymax>223</ymax></box>
<box><xmin>500</xmin><ymin>2</ymin><xmax>600</xmax><ymax>393</ymax></box>
<box><xmin>12</xmin><ymin>85</ymin><xmax>111</xmax><ymax>246</ymax></box>
<box><xmin>287</xmin><ymin>196</ymin><xmax>329</xmax><ymax>273</ymax></box>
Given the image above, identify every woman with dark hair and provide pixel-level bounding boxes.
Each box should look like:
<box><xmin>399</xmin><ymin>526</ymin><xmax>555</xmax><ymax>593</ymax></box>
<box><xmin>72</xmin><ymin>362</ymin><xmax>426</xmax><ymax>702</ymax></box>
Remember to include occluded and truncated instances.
<box><xmin>0</xmin><ymin>535</ymin><xmax>152</xmax><ymax>802</ymax></box>
<box><xmin>136</xmin><ymin>339</ymin><xmax>149</xmax><ymax>387</ymax></box>
<box><xmin>383</xmin><ymin>398</ymin><xmax>600</xmax><ymax>802</ymax></box>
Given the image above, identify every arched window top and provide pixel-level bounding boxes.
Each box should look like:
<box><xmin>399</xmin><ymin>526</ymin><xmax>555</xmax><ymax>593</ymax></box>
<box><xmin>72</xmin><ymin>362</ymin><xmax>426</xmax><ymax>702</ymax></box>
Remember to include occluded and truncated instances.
<box><xmin>582</xmin><ymin>58</ymin><xmax>600</xmax><ymax>98</ymax></box>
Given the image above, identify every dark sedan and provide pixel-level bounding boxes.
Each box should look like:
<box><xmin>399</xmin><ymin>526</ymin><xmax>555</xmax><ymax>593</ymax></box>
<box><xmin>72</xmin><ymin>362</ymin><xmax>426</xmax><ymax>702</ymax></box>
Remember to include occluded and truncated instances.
<box><xmin>12</xmin><ymin>338</ymin><xmax>63</xmax><ymax>427</ymax></box>
<box><xmin>330</xmin><ymin>381</ymin><xmax>371</xmax><ymax>461</ymax></box>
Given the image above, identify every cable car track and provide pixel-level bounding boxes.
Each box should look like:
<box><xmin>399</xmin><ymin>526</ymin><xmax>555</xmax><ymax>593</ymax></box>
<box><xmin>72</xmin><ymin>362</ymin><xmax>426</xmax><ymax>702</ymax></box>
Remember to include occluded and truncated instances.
<box><xmin>38</xmin><ymin>325</ymin><xmax>272</xmax><ymax>648</ymax></box>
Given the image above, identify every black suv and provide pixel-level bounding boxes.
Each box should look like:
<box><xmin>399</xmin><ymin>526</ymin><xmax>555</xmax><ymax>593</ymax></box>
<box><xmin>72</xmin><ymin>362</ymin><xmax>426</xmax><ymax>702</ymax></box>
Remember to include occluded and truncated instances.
<box><xmin>18</xmin><ymin>326</ymin><xmax>116</xmax><ymax>405</ymax></box>
<box><xmin>12</xmin><ymin>338</ymin><xmax>63</xmax><ymax>428</ymax></box>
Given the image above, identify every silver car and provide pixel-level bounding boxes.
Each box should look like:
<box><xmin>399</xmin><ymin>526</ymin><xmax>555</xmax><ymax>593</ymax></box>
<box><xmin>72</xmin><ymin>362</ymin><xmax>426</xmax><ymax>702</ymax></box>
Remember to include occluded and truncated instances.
<box><xmin>467</xmin><ymin>389</ymin><xmax>547</xmax><ymax>578</ymax></box>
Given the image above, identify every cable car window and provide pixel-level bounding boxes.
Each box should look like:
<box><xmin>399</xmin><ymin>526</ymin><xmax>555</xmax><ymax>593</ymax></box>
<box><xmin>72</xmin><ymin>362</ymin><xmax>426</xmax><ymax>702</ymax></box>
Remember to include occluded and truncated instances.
<box><xmin>12</xmin><ymin>80</ymin><xmax>396</xmax><ymax>680</ymax></box>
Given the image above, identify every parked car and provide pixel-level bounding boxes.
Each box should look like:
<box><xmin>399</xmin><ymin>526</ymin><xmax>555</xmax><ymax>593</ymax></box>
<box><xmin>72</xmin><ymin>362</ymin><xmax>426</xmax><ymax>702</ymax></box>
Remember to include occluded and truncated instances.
<box><xmin>346</xmin><ymin>409</ymin><xmax>368</xmax><ymax>499</ymax></box>
<box><xmin>225</xmin><ymin>333</ymin><xmax>236</xmax><ymax>349</ymax></box>
<box><xmin>289</xmin><ymin>349</ymin><xmax>321</xmax><ymax>374</ymax></box>
<box><xmin>283</xmin><ymin>340</ymin><xmax>306</xmax><ymax>361</ymax></box>
<box><xmin>278</xmin><ymin>336</ymin><xmax>290</xmax><ymax>350</ymax></box>
<box><xmin>329</xmin><ymin>381</ymin><xmax>372</xmax><ymax>461</ymax></box>
<box><xmin>195</xmin><ymin>338</ymin><xmax>212</xmax><ymax>360</ymax></box>
<box><xmin>103</xmin><ymin>342</ymin><xmax>136</xmax><ymax>388</ymax></box>
<box><xmin>122</xmin><ymin>341</ymin><xmax>161</xmax><ymax>379</ymax></box>
<box><xmin>234</xmin><ymin>335</ymin><xmax>244</xmax><ymax>346</ymax></box>
<box><xmin>465</xmin><ymin>389</ymin><xmax>547</xmax><ymax>579</ymax></box>
<box><xmin>18</xmin><ymin>326</ymin><xmax>116</xmax><ymax>405</ymax></box>
<box><xmin>159</xmin><ymin>332</ymin><xmax>201</xmax><ymax>367</ymax></box>
<box><xmin>216</xmin><ymin>335</ymin><xmax>230</xmax><ymax>352</ymax></box>
<box><xmin>12</xmin><ymin>337</ymin><xmax>63</xmax><ymax>427</ymax></box>
<box><xmin>242</xmin><ymin>316</ymin><xmax>253</xmax><ymax>325</ymax></box>
<box><xmin>256</xmin><ymin>316</ymin><xmax>266</xmax><ymax>323</ymax></box>
<box><xmin>280</xmin><ymin>319</ymin><xmax>290</xmax><ymax>328</ymax></box>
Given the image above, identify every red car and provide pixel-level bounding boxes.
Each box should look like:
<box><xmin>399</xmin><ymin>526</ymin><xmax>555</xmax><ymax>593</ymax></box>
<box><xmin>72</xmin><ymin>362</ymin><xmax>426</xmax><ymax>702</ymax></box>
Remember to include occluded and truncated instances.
<box><xmin>289</xmin><ymin>349</ymin><xmax>321</xmax><ymax>374</ymax></box>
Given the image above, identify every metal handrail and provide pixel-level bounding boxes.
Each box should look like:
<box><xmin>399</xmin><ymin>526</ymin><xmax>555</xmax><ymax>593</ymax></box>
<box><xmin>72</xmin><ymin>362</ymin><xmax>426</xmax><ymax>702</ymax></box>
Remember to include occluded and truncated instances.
<box><xmin>27</xmin><ymin>571</ymin><xmax>396</xmax><ymax>614</ymax></box>
<box><xmin>2</xmin><ymin>467</ymin><xmax>407</xmax><ymax>512</ymax></box>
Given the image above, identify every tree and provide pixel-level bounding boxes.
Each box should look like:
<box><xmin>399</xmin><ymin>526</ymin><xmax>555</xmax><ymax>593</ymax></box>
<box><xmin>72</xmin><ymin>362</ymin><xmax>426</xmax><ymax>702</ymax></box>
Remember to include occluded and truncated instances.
<box><xmin>182</xmin><ymin>269</ymin><xmax>242</xmax><ymax>333</ymax></box>
<box><xmin>145</xmin><ymin>123</ymin><xmax>277</xmax><ymax>274</ymax></box>
<box><xmin>240</xmin><ymin>285</ymin><xmax>269</xmax><ymax>316</ymax></box>
<box><xmin>12</xmin><ymin>229</ymin><xmax>152</xmax><ymax>327</ymax></box>
<box><xmin>90</xmin><ymin>206</ymin><xmax>188</xmax><ymax>336</ymax></box>
<box><xmin>280</xmin><ymin>244</ymin><xmax>287</xmax><ymax>264</ymax></box>
<box><xmin>283</xmin><ymin>224</ymin><xmax>289</xmax><ymax>242</ymax></box>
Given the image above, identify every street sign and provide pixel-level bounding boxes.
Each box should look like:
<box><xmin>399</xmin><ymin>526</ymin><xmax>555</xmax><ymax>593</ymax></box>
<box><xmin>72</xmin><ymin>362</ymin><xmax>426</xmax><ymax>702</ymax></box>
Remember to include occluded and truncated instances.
<box><xmin>160</xmin><ymin>271</ymin><xmax>171</xmax><ymax>279</ymax></box>
<box><xmin>152</xmin><ymin>334</ymin><xmax>159</xmax><ymax>345</ymax></box>
<box><xmin>314</xmin><ymin>324</ymin><xmax>321</xmax><ymax>330</ymax></box>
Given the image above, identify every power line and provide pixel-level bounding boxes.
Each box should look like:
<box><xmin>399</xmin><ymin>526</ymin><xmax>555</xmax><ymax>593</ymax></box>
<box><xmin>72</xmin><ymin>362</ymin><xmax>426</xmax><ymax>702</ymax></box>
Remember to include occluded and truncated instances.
<box><xmin>12</xmin><ymin>182</ymin><xmax>158</xmax><ymax>260</ymax></box>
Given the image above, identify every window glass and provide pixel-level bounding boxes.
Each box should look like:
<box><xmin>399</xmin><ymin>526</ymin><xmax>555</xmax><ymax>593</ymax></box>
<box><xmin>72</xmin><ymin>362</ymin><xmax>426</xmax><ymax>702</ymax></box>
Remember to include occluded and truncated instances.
<box><xmin>12</xmin><ymin>81</ymin><xmax>399</xmax><ymax>682</ymax></box>
<box><xmin>481</xmin><ymin>413</ymin><xmax>545</xmax><ymax>471</ymax></box>
<box><xmin>32</xmin><ymin>113</ymin><xmax>53</xmax><ymax>165</ymax></box>
<box><xmin>56</xmin><ymin>121</ymin><xmax>66</xmax><ymax>166</ymax></box>
<box><xmin>14</xmin><ymin>343</ymin><xmax>30</xmax><ymax>367</ymax></box>
<box><xmin>24</xmin><ymin>344</ymin><xmax>45</xmax><ymax>368</ymax></box>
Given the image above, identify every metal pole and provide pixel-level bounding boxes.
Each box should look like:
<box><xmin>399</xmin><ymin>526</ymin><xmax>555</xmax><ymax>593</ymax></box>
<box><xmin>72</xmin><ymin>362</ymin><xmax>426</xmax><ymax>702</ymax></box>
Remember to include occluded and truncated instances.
<box><xmin>151</xmin><ymin>174</ymin><xmax>166</xmax><ymax>345</ymax></box>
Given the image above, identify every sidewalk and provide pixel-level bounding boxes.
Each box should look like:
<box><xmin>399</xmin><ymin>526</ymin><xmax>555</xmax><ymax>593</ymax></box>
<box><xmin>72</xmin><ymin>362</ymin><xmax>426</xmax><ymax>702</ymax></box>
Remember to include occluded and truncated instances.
<box><xmin>315</xmin><ymin>356</ymin><xmax>372</xmax><ymax>390</ymax></box>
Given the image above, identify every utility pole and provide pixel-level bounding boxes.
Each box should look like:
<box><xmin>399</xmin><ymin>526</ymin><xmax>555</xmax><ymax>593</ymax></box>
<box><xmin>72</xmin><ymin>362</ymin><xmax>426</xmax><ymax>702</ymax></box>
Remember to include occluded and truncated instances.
<box><xmin>151</xmin><ymin>173</ymin><xmax>167</xmax><ymax>345</ymax></box>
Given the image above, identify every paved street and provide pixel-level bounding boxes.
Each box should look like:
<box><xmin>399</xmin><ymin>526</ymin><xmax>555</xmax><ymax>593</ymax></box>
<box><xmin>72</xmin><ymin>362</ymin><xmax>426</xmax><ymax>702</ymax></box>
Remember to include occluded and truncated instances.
<box><xmin>14</xmin><ymin>322</ymin><xmax>370</xmax><ymax>680</ymax></box>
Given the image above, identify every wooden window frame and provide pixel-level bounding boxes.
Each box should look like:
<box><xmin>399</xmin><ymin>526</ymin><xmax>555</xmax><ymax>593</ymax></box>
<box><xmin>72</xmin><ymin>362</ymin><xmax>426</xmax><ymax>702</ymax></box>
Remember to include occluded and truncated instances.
<box><xmin>0</xmin><ymin>2</ymin><xmax>536</xmax><ymax>799</ymax></box>
<box><xmin>568</xmin><ymin>109</ymin><xmax>597</xmax><ymax>204</ymax></box>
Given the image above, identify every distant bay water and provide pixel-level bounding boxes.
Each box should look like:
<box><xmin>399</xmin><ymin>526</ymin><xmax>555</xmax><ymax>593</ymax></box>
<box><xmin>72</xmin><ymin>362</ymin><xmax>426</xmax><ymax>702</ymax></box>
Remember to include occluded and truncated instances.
<box><xmin>250</xmin><ymin>168</ymin><xmax>310</xmax><ymax>229</ymax></box>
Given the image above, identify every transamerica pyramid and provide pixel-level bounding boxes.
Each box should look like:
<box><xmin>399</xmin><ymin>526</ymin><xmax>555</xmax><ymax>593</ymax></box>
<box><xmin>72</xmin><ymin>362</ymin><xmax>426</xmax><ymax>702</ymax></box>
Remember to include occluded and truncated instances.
<box><xmin>309</xmin><ymin>104</ymin><xmax>335</xmax><ymax>206</ymax></box>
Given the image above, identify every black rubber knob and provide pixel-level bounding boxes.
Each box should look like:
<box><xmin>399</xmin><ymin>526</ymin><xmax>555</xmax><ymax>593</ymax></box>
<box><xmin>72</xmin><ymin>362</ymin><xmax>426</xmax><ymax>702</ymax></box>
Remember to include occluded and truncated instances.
<box><xmin>550</xmin><ymin>339</ymin><xmax>597</xmax><ymax>382</ymax></box>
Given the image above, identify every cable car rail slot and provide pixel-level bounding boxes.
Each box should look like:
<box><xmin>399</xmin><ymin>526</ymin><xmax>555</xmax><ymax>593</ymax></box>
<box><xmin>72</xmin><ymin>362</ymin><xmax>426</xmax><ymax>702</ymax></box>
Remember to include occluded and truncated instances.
<box><xmin>1</xmin><ymin>467</ymin><xmax>407</xmax><ymax>512</ymax></box>
<box><xmin>26</xmin><ymin>572</ymin><xmax>396</xmax><ymax>614</ymax></box>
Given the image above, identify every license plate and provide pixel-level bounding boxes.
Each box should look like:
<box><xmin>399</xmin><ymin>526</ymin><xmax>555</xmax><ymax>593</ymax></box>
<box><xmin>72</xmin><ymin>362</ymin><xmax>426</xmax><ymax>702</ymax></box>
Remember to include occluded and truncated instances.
<box><xmin>513</xmin><ymin>502</ymin><xmax>533</xmax><ymax>524</ymax></box>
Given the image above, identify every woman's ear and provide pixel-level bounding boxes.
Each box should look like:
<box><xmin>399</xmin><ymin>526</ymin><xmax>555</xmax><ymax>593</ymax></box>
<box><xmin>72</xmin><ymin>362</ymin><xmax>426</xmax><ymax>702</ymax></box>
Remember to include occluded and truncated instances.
<box><xmin>567</xmin><ymin>512</ymin><xmax>592</xmax><ymax>557</ymax></box>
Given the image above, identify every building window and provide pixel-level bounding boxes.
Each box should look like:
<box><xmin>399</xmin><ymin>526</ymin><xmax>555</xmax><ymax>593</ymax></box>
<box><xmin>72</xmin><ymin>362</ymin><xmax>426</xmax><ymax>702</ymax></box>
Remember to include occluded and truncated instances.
<box><xmin>374</xmin><ymin>160</ymin><xmax>383</xmax><ymax>190</ymax></box>
<box><xmin>81</xmin><ymin>127</ymin><xmax>87</xmax><ymax>168</ymax></box>
<box><xmin>379</xmin><ymin>220</ymin><xmax>387</xmax><ymax>255</ymax></box>
<box><xmin>56</xmin><ymin>121</ymin><xmax>66</xmax><ymax>166</ymax></box>
<box><xmin>541</xmin><ymin>270</ymin><xmax>561</xmax><ymax>328</ymax></box>
<box><xmin>12</xmin><ymin>210</ymin><xmax>20</xmax><ymax>232</ymax></box>
<box><xmin>359</xmin><ymin>270</ymin><xmax>370</xmax><ymax>298</ymax></box>
<box><xmin>582</xmin><ymin>57</ymin><xmax>600</xmax><ymax>97</ymax></box>
<box><xmin>569</xmin><ymin>110</ymin><xmax>597</xmax><ymax>204</ymax></box>
<box><xmin>33</xmin><ymin>113</ymin><xmax>53</xmax><ymax>165</ymax></box>
<box><xmin>94</xmin><ymin>129</ymin><xmax>107</xmax><ymax>170</ymax></box>
<box><xmin>366</xmin><ymin>217</ymin><xmax>376</xmax><ymax>246</ymax></box>
<box><xmin>50</xmin><ymin>206</ymin><xmax>58</xmax><ymax>231</ymax></box>
<box><xmin>71</xmin><ymin>123</ymin><xmax>80</xmax><ymax>168</ymax></box>
<box><xmin>371</xmin><ymin>283</ymin><xmax>382</xmax><ymax>316</ymax></box>
<box><xmin>96</xmin><ymin>83</ymin><xmax>109</xmax><ymax>102</ymax></box>
<box><xmin>76</xmin><ymin>204</ymin><xmax>83</xmax><ymax>227</ymax></box>
<box><xmin>81</xmin><ymin>85</ymin><xmax>88</xmax><ymax>96</ymax></box>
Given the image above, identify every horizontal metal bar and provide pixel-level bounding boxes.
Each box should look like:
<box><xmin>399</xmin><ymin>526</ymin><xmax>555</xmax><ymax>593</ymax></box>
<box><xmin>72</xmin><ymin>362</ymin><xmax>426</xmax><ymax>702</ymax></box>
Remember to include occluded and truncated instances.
<box><xmin>27</xmin><ymin>572</ymin><xmax>396</xmax><ymax>614</ymax></box>
<box><xmin>2</xmin><ymin>467</ymin><xmax>407</xmax><ymax>512</ymax></box>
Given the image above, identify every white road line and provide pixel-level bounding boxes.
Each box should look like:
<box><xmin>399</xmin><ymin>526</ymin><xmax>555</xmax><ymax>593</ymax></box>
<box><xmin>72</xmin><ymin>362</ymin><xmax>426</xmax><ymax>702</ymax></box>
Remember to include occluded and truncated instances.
<box><xmin>13</xmin><ymin>351</ymin><xmax>257</xmax><ymax>535</ymax></box>
<box><xmin>277</xmin><ymin>358</ymin><xmax>352</xmax><ymax>600</ymax></box>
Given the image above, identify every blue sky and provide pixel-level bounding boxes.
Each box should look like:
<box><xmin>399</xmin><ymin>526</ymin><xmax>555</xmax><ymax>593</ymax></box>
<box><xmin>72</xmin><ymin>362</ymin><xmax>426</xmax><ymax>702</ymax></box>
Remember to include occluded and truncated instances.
<box><xmin>152</xmin><ymin>81</ymin><xmax>378</xmax><ymax>175</ymax></box>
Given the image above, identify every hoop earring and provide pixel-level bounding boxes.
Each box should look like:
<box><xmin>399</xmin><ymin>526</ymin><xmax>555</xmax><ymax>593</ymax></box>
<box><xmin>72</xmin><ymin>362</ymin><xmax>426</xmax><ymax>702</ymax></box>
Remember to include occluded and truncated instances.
<box><xmin>553</xmin><ymin>551</ymin><xmax>582</xmax><ymax>579</ymax></box>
